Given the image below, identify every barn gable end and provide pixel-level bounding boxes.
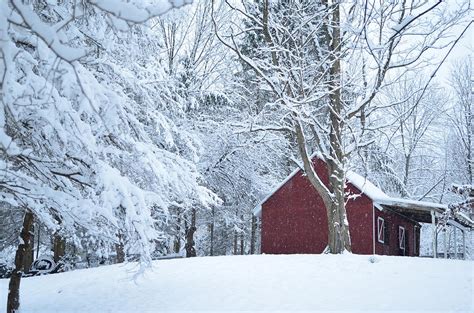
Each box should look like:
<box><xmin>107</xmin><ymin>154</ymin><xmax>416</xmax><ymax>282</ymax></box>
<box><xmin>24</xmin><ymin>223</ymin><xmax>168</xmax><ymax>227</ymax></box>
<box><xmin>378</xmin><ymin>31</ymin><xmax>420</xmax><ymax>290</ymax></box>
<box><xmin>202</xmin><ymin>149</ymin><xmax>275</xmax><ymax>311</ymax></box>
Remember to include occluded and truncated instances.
<box><xmin>259</xmin><ymin>158</ymin><xmax>377</xmax><ymax>255</ymax></box>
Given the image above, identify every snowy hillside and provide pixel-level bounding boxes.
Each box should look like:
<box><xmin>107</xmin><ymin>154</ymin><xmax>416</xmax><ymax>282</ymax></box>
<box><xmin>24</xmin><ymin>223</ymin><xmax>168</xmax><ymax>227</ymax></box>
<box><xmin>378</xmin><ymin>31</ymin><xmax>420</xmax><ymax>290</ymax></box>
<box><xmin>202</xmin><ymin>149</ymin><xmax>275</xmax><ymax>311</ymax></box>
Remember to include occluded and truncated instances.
<box><xmin>1</xmin><ymin>254</ymin><xmax>472</xmax><ymax>312</ymax></box>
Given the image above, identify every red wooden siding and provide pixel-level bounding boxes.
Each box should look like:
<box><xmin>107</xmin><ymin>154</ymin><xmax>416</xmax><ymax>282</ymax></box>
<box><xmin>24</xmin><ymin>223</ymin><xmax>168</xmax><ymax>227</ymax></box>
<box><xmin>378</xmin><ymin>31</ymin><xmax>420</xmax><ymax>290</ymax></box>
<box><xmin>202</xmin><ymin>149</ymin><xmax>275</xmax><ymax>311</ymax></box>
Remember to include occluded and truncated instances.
<box><xmin>374</xmin><ymin>209</ymin><xmax>419</xmax><ymax>256</ymax></box>
<box><xmin>260</xmin><ymin>159</ymin><xmax>420</xmax><ymax>256</ymax></box>
<box><xmin>261</xmin><ymin>168</ymin><xmax>328</xmax><ymax>254</ymax></box>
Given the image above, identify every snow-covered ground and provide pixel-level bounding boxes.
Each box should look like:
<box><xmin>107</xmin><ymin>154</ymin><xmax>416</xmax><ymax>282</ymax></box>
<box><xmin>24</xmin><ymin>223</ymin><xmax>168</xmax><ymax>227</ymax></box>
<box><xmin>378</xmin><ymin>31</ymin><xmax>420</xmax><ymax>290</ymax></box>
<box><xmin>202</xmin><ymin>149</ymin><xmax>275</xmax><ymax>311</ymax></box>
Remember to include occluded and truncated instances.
<box><xmin>1</xmin><ymin>254</ymin><xmax>472</xmax><ymax>312</ymax></box>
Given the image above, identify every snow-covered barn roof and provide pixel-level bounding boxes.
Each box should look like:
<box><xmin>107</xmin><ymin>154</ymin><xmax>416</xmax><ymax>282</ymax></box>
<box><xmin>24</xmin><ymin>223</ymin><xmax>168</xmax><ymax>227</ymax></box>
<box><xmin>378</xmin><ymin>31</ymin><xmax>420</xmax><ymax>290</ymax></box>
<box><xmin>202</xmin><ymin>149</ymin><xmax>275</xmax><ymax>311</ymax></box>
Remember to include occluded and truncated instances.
<box><xmin>253</xmin><ymin>165</ymin><xmax>474</xmax><ymax>229</ymax></box>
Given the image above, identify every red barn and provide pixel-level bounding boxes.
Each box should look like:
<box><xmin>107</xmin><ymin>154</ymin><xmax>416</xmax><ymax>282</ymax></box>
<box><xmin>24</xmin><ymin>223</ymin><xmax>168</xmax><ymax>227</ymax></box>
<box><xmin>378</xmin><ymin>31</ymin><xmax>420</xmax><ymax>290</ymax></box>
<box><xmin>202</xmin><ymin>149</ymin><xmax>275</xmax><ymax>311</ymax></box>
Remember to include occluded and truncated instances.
<box><xmin>254</xmin><ymin>158</ymin><xmax>473</xmax><ymax>257</ymax></box>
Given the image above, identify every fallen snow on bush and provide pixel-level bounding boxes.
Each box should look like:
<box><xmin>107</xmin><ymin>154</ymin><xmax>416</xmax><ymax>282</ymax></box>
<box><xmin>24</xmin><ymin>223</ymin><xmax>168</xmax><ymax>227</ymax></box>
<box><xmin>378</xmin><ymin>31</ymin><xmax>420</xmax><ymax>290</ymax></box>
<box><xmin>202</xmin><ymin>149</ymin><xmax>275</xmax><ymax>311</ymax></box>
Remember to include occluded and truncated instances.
<box><xmin>1</xmin><ymin>254</ymin><xmax>472</xmax><ymax>312</ymax></box>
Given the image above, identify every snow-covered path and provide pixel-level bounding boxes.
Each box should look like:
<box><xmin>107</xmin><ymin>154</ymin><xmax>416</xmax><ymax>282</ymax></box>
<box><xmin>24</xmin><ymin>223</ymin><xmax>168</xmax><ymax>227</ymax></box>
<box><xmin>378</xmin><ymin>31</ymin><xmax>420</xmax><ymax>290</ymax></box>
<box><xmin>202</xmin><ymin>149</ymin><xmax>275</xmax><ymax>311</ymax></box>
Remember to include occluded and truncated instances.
<box><xmin>1</xmin><ymin>254</ymin><xmax>472</xmax><ymax>312</ymax></box>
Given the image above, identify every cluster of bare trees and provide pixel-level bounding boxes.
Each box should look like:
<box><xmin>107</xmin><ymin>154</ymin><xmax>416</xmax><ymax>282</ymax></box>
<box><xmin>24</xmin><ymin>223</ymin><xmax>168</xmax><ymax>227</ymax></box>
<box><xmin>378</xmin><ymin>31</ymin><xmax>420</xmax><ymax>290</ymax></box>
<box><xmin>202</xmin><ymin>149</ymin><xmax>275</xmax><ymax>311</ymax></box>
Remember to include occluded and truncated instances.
<box><xmin>212</xmin><ymin>0</ymin><xmax>470</xmax><ymax>253</ymax></box>
<box><xmin>1</xmin><ymin>0</ymin><xmax>472</xmax><ymax>312</ymax></box>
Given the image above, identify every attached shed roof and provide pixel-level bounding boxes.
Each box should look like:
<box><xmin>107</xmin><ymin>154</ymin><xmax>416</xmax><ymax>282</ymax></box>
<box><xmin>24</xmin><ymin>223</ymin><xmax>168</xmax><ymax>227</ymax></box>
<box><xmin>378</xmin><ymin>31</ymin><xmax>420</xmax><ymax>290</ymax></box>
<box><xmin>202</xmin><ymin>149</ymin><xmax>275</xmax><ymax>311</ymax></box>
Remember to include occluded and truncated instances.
<box><xmin>253</xmin><ymin>165</ymin><xmax>474</xmax><ymax>229</ymax></box>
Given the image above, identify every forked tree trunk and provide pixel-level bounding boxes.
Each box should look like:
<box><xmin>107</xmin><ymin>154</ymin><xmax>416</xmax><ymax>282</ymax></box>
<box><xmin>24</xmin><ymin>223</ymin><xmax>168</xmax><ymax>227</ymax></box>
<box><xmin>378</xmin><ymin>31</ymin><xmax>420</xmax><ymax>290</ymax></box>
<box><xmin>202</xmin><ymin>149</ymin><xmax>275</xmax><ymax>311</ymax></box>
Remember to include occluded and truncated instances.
<box><xmin>7</xmin><ymin>210</ymin><xmax>34</xmax><ymax>313</ymax></box>
<box><xmin>324</xmin><ymin>1</ymin><xmax>351</xmax><ymax>253</ymax></box>
<box><xmin>293</xmin><ymin>1</ymin><xmax>351</xmax><ymax>254</ymax></box>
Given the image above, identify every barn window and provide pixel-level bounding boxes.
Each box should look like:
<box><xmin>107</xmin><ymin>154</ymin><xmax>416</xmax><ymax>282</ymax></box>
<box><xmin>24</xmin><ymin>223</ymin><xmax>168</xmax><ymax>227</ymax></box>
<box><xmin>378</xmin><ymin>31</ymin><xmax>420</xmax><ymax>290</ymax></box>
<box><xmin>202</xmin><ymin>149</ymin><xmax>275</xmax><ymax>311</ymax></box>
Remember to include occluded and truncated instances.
<box><xmin>377</xmin><ymin>217</ymin><xmax>385</xmax><ymax>243</ymax></box>
<box><xmin>399</xmin><ymin>226</ymin><xmax>406</xmax><ymax>250</ymax></box>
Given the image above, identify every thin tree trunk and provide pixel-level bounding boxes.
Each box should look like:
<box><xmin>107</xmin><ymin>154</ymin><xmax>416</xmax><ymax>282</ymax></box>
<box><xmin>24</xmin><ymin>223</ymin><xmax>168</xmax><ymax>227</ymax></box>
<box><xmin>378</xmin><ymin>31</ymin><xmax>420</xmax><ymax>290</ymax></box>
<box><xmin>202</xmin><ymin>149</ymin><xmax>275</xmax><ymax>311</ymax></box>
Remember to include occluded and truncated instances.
<box><xmin>52</xmin><ymin>232</ymin><xmax>65</xmax><ymax>263</ymax></box>
<box><xmin>467</xmin><ymin>123</ymin><xmax>473</xmax><ymax>185</ymax></box>
<box><xmin>233</xmin><ymin>231</ymin><xmax>238</xmax><ymax>255</ymax></box>
<box><xmin>7</xmin><ymin>210</ymin><xmax>34</xmax><ymax>313</ymax></box>
<box><xmin>240</xmin><ymin>233</ymin><xmax>244</xmax><ymax>255</ymax></box>
<box><xmin>36</xmin><ymin>224</ymin><xmax>40</xmax><ymax>260</ymax></box>
<box><xmin>115</xmin><ymin>232</ymin><xmax>125</xmax><ymax>263</ymax></box>
<box><xmin>173</xmin><ymin>209</ymin><xmax>181</xmax><ymax>254</ymax></box>
<box><xmin>209</xmin><ymin>207</ymin><xmax>215</xmax><ymax>256</ymax></box>
<box><xmin>250</xmin><ymin>215</ymin><xmax>257</xmax><ymax>254</ymax></box>
<box><xmin>185</xmin><ymin>209</ymin><xmax>197</xmax><ymax>257</ymax></box>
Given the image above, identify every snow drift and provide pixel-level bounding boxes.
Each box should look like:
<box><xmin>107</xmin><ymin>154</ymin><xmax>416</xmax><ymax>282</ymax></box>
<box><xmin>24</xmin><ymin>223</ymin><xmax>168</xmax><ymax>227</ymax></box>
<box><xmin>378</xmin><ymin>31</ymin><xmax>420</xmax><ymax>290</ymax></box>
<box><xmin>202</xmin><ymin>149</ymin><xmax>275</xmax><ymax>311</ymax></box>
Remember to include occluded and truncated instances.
<box><xmin>1</xmin><ymin>254</ymin><xmax>472</xmax><ymax>312</ymax></box>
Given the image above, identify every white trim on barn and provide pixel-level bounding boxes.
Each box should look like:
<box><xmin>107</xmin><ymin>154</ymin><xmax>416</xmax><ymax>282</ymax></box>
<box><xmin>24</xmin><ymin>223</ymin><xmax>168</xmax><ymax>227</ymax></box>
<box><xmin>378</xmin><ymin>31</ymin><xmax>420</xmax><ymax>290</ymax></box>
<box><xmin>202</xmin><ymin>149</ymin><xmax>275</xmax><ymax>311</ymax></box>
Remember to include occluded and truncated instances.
<box><xmin>399</xmin><ymin>226</ymin><xmax>406</xmax><ymax>250</ymax></box>
<box><xmin>377</xmin><ymin>217</ymin><xmax>385</xmax><ymax>244</ymax></box>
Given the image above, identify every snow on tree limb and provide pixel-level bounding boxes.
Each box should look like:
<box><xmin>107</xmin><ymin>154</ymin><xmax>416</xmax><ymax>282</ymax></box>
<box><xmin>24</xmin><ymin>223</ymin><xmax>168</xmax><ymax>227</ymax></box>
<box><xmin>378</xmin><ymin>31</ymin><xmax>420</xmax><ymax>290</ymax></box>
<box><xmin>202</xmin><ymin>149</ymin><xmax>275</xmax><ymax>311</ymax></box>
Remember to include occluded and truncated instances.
<box><xmin>89</xmin><ymin>0</ymin><xmax>193</xmax><ymax>23</ymax></box>
<box><xmin>11</xmin><ymin>0</ymin><xmax>86</xmax><ymax>62</ymax></box>
<box><xmin>0</xmin><ymin>0</ymin><xmax>210</xmax><ymax>270</ymax></box>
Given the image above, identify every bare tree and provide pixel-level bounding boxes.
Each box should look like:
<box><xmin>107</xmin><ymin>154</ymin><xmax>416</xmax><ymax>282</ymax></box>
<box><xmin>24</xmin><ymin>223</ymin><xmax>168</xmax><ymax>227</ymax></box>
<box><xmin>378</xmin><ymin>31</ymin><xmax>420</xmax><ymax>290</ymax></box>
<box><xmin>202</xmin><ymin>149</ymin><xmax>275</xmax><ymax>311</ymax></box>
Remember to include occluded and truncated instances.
<box><xmin>448</xmin><ymin>56</ymin><xmax>473</xmax><ymax>185</ymax></box>
<box><xmin>374</xmin><ymin>77</ymin><xmax>447</xmax><ymax>200</ymax></box>
<box><xmin>212</xmin><ymin>0</ymin><xmax>469</xmax><ymax>253</ymax></box>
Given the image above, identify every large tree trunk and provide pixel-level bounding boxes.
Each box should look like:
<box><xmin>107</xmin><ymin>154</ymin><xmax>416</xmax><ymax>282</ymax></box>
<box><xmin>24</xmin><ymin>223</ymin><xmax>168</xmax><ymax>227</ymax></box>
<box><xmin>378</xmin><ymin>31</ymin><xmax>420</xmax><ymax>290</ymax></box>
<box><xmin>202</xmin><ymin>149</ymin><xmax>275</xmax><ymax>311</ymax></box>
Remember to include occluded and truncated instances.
<box><xmin>7</xmin><ymin>210</ymin><xmax>34</xmax><ymax>313</ymax></box>
<box><xmin>327</xmin><ymin>161</ymin><xmax>352</xmax><ymax>253</ymax></box>
<box><xmin>326</xmin><ymin>2</ymin><xmax>351</xmax><ymax>253</ymax></box>
<box><xmin>294</xmin><ymin>1</ymin><xmax>351</xmax><ymax>254</ymax></box>
<box><xmin>22</xmin><ymin>220</ymin><xmax>34</xmax><ymax>273</ymax></box>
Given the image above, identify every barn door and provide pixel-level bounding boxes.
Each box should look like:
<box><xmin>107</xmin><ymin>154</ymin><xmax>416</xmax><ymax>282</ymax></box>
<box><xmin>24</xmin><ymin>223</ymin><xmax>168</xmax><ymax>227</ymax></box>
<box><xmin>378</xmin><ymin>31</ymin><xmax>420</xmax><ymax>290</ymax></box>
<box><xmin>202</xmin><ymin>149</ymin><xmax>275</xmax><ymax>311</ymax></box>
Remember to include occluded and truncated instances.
<box><xmin>398</xmin><ymin>226</ymin><xmax>406</xmax><ymax>256</ymax></box>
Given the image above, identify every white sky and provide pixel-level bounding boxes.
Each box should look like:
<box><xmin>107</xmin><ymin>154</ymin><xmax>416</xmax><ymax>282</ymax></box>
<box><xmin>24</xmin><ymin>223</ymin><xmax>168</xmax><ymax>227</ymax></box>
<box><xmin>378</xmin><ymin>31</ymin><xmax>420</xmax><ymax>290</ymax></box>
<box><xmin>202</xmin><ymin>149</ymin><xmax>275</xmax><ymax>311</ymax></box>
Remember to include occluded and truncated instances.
<box><xmin>437</xmin><ymin>26</ymin><xmax>472</xmax><ymax>86</ymax></box>
<box><xmin>434</xmin><ymin>1</ymin><xmax>473</xmax><ymax>88</ymax></box>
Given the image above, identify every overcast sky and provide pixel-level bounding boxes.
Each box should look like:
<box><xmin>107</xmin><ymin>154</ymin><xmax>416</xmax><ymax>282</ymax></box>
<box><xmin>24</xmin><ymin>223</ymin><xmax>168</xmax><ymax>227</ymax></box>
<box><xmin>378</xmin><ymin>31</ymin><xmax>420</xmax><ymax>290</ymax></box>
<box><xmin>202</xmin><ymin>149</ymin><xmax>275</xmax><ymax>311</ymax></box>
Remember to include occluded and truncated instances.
<box><xmin>435</xmin><ymin>2</ymin><xmax>473</xmax><ymax>87</ymax></box>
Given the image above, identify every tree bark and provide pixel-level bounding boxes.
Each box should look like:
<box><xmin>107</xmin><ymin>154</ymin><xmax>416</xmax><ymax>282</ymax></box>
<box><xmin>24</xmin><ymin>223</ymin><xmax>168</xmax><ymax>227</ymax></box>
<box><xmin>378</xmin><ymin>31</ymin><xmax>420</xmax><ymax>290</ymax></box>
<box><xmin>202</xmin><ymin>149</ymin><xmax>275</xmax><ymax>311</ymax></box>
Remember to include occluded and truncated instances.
<box><xmin>209</xmin><ymin>207</ymin><xmax>215</xmax><ymax>256</ymax></box>
<box><xmin>233</xmin><ymin>231</ymin><xmax>238</xmax><ymax>255</ymax></box>
<box><xmin>52</xmin><ymin>232</ymin><xmax>65</xmax><ymax>263</ymax></box>
<box><xmin>22</xmin><ymin>219</ymin><xmax>34</xmax><ymax>273</ymax></box>
<box><xmin>36</xmin><ymin>224</ymin><xmax>40</xmax><ymax>260</ymax></box>
<box><xmin>173</xmin><ymin>208</ymin><xmax>182</xmax><ymax>254</ymax></box>
<box><xmin>115</xmin><ymin>232</ymin><xmax>125</xmax><ymax>263</ymax></box>
<box><xmin>403</xmin><ymin>153</ymin><xmax>411</xmax><ymax>188</ymax></box>
<box><xmin>293</xmin><ymin>1</ymin><xmax>351</xmax><ymax>254</ymax></box>
<box><xmin>7</xmin><ymin>210</ymin><xmax>34</xmax><ymax>313</ymax></box>
<box><xmin>250</xmin><ymin>215</ymin><xmax>257</xmax><ymax>254</ymax></box>
<box><xmin>326</xmin><ymin>1</ymin><xmax>351</xmax><ymax>253</ymax></box>
<box><xmin>466</xmin><ymin>114</ymin><xmax>473</xmax><ymax>184</ymax></box>
<box><xmin>185</xmin><ymin>209</ymin><xmax>197</xmax><ymax>257</ymax></box>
